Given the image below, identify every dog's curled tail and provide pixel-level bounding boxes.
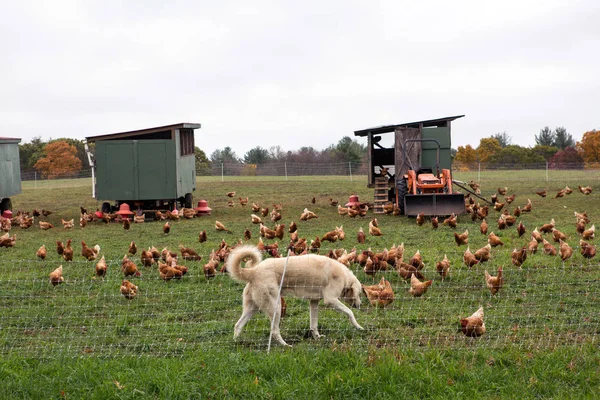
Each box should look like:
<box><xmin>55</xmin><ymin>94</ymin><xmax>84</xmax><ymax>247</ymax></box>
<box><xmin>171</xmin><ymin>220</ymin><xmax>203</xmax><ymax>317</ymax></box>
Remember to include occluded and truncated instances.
<box><xmin>226</xmin><ymin>245</ymin><xmax>263</xmax><ymax>283</ymax></box>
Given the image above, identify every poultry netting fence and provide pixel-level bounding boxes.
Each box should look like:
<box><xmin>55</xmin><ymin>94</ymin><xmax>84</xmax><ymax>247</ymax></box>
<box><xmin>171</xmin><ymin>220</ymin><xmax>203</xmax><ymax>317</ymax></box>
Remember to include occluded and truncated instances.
<box><xmin>0</xmin><ymin>247</ymin><xmax>598</xmax><ymax>359</ymax></box>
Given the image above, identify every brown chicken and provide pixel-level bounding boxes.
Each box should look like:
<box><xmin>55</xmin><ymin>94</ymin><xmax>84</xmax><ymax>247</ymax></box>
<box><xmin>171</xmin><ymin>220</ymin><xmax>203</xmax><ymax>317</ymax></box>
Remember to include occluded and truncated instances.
<box><xmin>63</xmin><ymin>239</ymin><xmax>73</xmax><ymax>262</ymax></box>
<box><xmin>81</xmin><ymin>241</ymin><xmax>100</xmax><ymax>261</ymax></box>
<box><xmin>239</xmin><ymin>196</ymin><xmax>248</xmax><ymax>206</ymax></box>
<box><xmin>226</xmin><ymin>191</ymin><xmax>235</xmax><ymax>197</ymax></box>
<box><xmin>542</xmin><ymin>239</ymin><xmax>557</xmax><ymax>256</ymax></box>
<box><xmin>122</xmin><ymin>255</ymin><xmax>141</xmax><ymax>277</ymax></box>
<box><xmin>127</xmin><ymin>241</ymin><xmax>137</xmax><ymax>255</ymax></box>
<box><xmin>396</xmin><ymin>261</ymin><xmax>425</xmax><ymax>281</ymax></box>
<box><xmin>134</xmin><ymin>214</ymin><xmax>145</xmax><ymax>223</ymax></box>
<box><xmin>56</xmin><ymin>240</ymin><xmax>65</xmax><ymax>256</ymax></box>
<box><xmin>409</xmin><ymin>250</ymin><xmax>424</xmax><ymax>269</ymax></box>
<box><xmin>555</xmin><ymin>188</ymin><xmax>566</xmax><ymax>198</ymax></box>
<box><xmin>582</xmin><ymin>225</ymin><xmax>595</xmax><ymax>240</ymax></box>
<box><xmin>369</xmin><ymin>219</ymin><xmax>383</xmax><ymax>236</ymax></box>
<box><xmin>480</xmin><ymin>219</ymin><xmax>488</xmax><ymax>235</ymax></box>
<box><xmin>443</xmin><ymin>213</ymin><xmax>457</xmax><ymax>228</ymax></box>
<box><xmin>580</xmin><ymin>239</ymin><xmax>596</xmax><ymax>260</ymax></box>
<box><xmin>362</xmin><ymin>277</ymin><xmax>395</xmax><ymax>307</ymax></box>
<box><xmin>120</xmin><ymin>280</ymin><xmax>138</xmax><ymax>299</ymax></box>
<box><xmin>517</xmin><ymin>221</ymin><xmax>526</xmax><ymax>237</ymax></box>
<box><xmin>159</xmin><ymin>262</ymin><xmax>183</xmax><ymax>281</ymax></box>
<box><xmin>559</xmin><ymin>239</ymin><xmax>573</xmax><ymax>262</ymax></box>
<box><xmin>321</xmin><ymin>229</ymin><xmax>338</xmax><ymax>242</ymax></box>
<box><xmin>179</xmin><ymin>244</ymin><xmax>202</xmax><ymax>261</ymax></box>
<box><xmin>61</xmin><ymin>219</ymin><xmax>74</xmax><ymax>229</ymax></box>
<box><xmin>198</xmin><ymin>230</ymin><xmax>207</xmax><ymax>243</ymax></box>
<box><xmin>300</xmin><ymin>208</ymin><xmax>318</xmax><ymax>221</ymax></box>
<box><xmin>540</xmin><ymin>218</ymin><xmax>555</xmax><ymax>234</ymax></box>
<box><xmin>511</xmin><ymin>247</ymin><xmax>527</xmax><ymax>267</ymax></box>
<box><xmin>564</xmin><ymin>186</ymin><xmax>573</xmax><ymax>195</ymax></box>
<box><xmin>469</xmin><ymin>181</ymin><xmax>481</xmax><ymax>194</ymax></box>
<box><xmin>463</xmin><ymin>247</ymin><xmax>479</xmax><ymax>268</ymax></box>
<box><xmin>493</xmin><ymin>202</ymin><xmax>505</xmax><ymax>212</ymax></box>
<box><xmin>288</xmin><ymin>221</ymin><xmax>298</xmax><ymax>233</ymax></box>
<box><xmin>488</xmin><ymin>232</ymin><xmax>504</xmax><ymax>247</ymax></box>
<box><xmin>497</xmin><ymin>215</ymin><xmax>506</xmax><ymax>230</ymax></box>
<box><xmin>522</xmin><ymin>199</ymin><xmax>532</xmax><ymax>212</ymax></box>
<box><xmin>39</xmin><ymin>221</ymin><xmax>54</xmax><ymax>230</ymax></box>
<box><xmin>552</xmin><ymin>228</ymin><xmax>567</xmax><ymax>243</ymax></box>
<box><xmin>454</xmin><ymin>229</ymin><xmax>469</xmax><ymax>246</ymax></box>
<box><xmin>49</xmin><ymin>265</ymin><xmax>64</xmax><ymax>286</ymax></box>
<box><xmin>251</xmin><ymin>214</ymin><xmax>262</xmax><ymax>224</ymax></box>
<box><xmin>162</xmin><ymin>221</ymin><xmax>171</xmax><ymax>235</ymax></box>
<box><xmin>536</xmin><ymin>189</ymin><xmax>547</xmax><ymax>197</ymax></box>
<box><xmin>474</xmin><ymin>244</ymin><xmax>492</xmax><ymax>263</ymax></box>
<box><xmin>337</xmin><ymin>204</ymin><xmax>349</xmax><ymax>216</ymax></box>
<box><xmin>416</xmin><ymin>213</ymin><xmax>425</xmax><ymax>226</ymax></box>
<box><xmin>431</xmin><ymin>216</ymin><xmax>439</xmax><ymax>229</ymax></box>
<box><xmin>215</xmin><ymin>220</ymin><xmax>231</xmax><ymax>233</ymax></box>
<box><xmin>96</xmin><ymin>256</ymin><xmax>108</xmax><ymax>277</ymax></box>
<box><xmin>244</xmin><ymin>228</ymin><xmax>252</xmax><ymax>241</ymax></box>
<box><xmin>504</xmin><ymin>194</ymin><xmax>516</xmax><ymax>204</ymax></box>
<box><xmin>513</xmin><ymin>206</ymin><xmax>521</xmax><ymax>217</ymax></box>
<box><xmin>460</xmin><ymin>307</ymin><xmax>486</xmax><ymax>337</ymax></box>
<box><xmin>123</xmin><ymin>218</ymin><xmax>131</xmax><ymax>230</ymax></box>
<box><xmin>203</xmin><ymin>258</ymin><xmax>219</xmax><ymax>279</ymax></box>
<box><xmin>531</xmin><ymin>227</ymin><xmax>543</xmax><ymax>243</ymax></box>
<box><xmin>357</xmin><ymin>227</ymin><xmax>366</xmax><ymax>244</ymax></box>
<box><xmin>409</xmin><ymin>274</ymin><xmax>433</xmax><ymax>297</ymax></box>
<box><xmin>527</xmin><ymin>238</ymin><xmax>539</xmax><ymax>254</ymax></box>
<box><xmin>576</xmin><ymin>219</ymin><xmax>586</xmax><ymax>235</ymax></box>
<box><xmin>484</xmin><ymin>267</ymin><xmax>503</xmax><ymax>295</ymax></box>
<box><xmin>140</xmin><ymin>249</ymin><xmax>154</xmax><ymax>267</ymax></box>
<box><xmin>36</xmin><ymin>244</ymin><xmax>47</xmax><ymax>260</ymax></box>
<box><xmin>578</xmin><ymin>185</ymin><xmax>593</xmax><ymax>195</ymax></box>
<box><xmin>498</xmin><ymin>186</ymin><xmax>507</xmax><ymax>195</ymax></box>
<box><xmin>436</xmin><ymin>255</ymin><xmax>450</xmax><ymax>279</ymax></box>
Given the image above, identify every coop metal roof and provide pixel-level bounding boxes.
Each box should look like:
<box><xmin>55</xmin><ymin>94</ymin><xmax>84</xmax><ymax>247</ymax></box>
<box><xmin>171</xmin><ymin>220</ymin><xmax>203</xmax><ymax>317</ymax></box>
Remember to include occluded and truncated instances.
<box><xmin>86</xmin><ymin>123</ymin><xmax>201</xmax><ymax>142</ymax></box>
<box><xmin>354</xmin><ymin>115</ymin><xmax>465</xmax><ymax>136</ymax></box>
<box><xmin>0</xmin><ymin>137</ymin><xmax>21</xmax><ymax>143</ymax></box>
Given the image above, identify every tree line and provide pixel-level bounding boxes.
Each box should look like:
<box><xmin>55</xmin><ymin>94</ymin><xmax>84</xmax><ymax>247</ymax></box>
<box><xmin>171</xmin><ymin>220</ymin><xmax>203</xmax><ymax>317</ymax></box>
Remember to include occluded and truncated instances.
<box><xmin>454</xmin><ymin>127</ymin><xmax>600</xmax><ymax>170</ymax></box>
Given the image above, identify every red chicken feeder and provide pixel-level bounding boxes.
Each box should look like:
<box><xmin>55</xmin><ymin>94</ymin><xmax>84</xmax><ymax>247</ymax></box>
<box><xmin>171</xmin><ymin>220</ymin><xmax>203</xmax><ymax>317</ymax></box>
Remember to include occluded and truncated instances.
<box><xmin>1</xmin><ymin>210</ymin><xmax>13</xmax><ymax>219</ymax></box>
<box><xmin>194</xmin><ymin>200</ymin><xmax>212</xmax><ymax>216</ymax></box>
<box><xmin>115</xmin><ymin>203</ymin><xmax>134</xmax><ymax>216</ymax></box>
<box><xmin>345</xmin><ymin>195</ymin><xmax>361</xmax><ymax>207</ymax></box>
<box><xmin>94</xmin><ymin>211</ymin><xmax>103</xmax><ymax>219</ymax></box>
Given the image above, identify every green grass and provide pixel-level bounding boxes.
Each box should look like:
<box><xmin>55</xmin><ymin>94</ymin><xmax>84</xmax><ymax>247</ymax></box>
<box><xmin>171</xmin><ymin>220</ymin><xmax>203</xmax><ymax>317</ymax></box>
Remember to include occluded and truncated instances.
<box><xmin>2</xmin><ymin>172</ymin><xmax>600</xmax><ymax>398</ymax></box>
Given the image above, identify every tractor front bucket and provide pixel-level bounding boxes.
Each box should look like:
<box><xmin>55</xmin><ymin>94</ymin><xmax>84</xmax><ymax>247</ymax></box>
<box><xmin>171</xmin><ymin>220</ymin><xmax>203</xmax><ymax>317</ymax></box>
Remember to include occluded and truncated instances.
<box><xmin>404</xmin><ymin>194</ymin><xmax>465</xmax><ymax>216</ymax></box>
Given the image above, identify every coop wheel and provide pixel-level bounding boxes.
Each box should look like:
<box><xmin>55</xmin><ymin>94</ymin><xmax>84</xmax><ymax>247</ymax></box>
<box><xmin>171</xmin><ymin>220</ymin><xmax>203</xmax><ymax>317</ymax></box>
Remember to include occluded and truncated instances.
<box><xmin>101</xmin><ymin>202</ymin><xmax>111</xmax><ymax>213</ymax></box>
<box><xmin>0</xmin><ymin>198</ymin><xmax>12</xmax><ymax>212</ymax></box>
<box><xmin>184</xmin><ymin>193</ymin><xmax>193</xmax><ymax>208</ymax></box>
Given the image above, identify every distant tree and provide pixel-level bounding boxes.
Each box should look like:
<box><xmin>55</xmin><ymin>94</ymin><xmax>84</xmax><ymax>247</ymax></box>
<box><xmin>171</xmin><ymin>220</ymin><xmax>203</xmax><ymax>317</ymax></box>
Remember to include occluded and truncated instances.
<box><xmin>531</xmin><ymin>144</ymin><xmax>559</xmax><ymax>161</ymax></box>
<box><xmin>577</xmin><ymin>130</ymin><xmax>600</xmax><ymax>163</ymax></box>
<box><xmin>243</xmin><ymin>146</ymin><xmax>271</xmax><ymax>164</ymax></box>
<box><xmin>34</xmin><ymin>140</ymin><xmax>83</xmax><ymax>178</ymax></box>
<box><xmin>268</xmin><ymin>145</ymin><xmax>287</xmax><ymax>162</ymax></box>
<box><xmin>287</xmin><ymin>146</ymin><xmax>325</xmax><ymax>163</ymax></box>
<box><xmin>331</xmin><ymin>136</ymin><xmax>366</xmax><ymax>164</ymax></box>
<box><xmin>487</xmin><ymin>145</ymin><xmax>545</xmax><ymax>166</ymax></box>
<box><xmin>549</xmin><ymin>147</ymin><xmax>584</xmax><ymax>169</ymax></box>
<box><xmin>491</xmin><ymin>132</ymin><xmax>512</xmax><ymax>148</ymax></box>
<box><xmin>553</xmin><ymin>127</ymin><xmax>575</xmax><ymax>150</ymax></box>
<box><xmin>535</xmin><ymin>126</ymin><xmax>555</xmax><ymax>146</ymax></box>
<box><xmin>19</xmin><ymin>136</ymin><xmax>46</xmax><ymax>170</ymax></box>
<box><xmin>210</xmin><ymin>147</ymin><xmax>240</xmax><ymax>164</ymax></box>
<box><xmin>454</xmin><ymin>145</ymin><xmax>477</xmax><ymax>164</ymax></box>
<box><xmin>476</xmin><ymin>138</ymin><xmax>502</xmax><ymax>163</ymax></box>
<box><xmin>194</xmin><ymin>147</ymin><xmax>211</xmax><ymax>175</ymax></box>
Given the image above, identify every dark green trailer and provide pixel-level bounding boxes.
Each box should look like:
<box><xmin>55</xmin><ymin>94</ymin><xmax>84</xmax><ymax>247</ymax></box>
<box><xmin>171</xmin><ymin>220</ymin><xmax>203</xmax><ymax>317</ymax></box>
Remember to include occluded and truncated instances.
<box><xmin>0</xmin><ymin>137</ymin><xmax>22</xmax><ymax>213</ymax></box>
<box><xmin>86</xmin><ymin>123</ymin><xmax>200</xmax><ymax>213</ymax></box>
<box><xmin>354</xmin><ymin>115</ymin><xmax>466</xmax><ymax>216</ymax></box>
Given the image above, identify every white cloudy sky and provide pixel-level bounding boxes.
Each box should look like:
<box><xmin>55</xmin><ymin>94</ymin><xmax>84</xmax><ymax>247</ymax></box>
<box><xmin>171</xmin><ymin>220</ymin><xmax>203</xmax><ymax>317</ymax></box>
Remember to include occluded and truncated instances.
<box><xmin>1</xmin><ymin>0</ymin><xmax>598</xmax><ymax>157</ymax></box>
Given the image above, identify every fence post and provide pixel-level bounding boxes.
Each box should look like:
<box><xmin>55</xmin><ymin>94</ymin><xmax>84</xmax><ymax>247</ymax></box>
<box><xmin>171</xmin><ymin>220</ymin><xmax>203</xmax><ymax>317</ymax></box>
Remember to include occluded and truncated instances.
<box><xmin>349</xmin><ymin>162</ymin><xmax>353</xmax><ymax>182</ymax></box>
<box><xmin>478</xmin><ymin>163</ymin><xmax>481</xmax><ymax>182</ymax></box>
<box><xmin>284</xmin><ymin>162</ymin><xmax>288</xmax><ymax>182</ymax></box>
<box><xmin>546</xmin><ymin>161</ymin><xmax>548</xmax><ymax>182</ymax></box>
<box><xmin>221</xmin><ymin>163</ymin><xmax>224</xmax><ymax>183</ymax></box>
<box><xmin>34</xmin><ymin>171</ymin><xmax>37</xmax><ymax>189</ymax></box>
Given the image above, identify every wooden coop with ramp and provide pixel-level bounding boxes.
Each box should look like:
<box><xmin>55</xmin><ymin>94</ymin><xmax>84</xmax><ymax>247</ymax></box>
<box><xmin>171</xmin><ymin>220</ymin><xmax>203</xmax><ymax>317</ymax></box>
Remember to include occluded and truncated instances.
<box><xmin>354</xmin><ymin>115</ymin><xmax>465</xmax><ymax>216</ymax></box>
<box><xmin>85</xmin><ymin>123</ymin><xmax>201</xmax><ymax>214</ymax></box>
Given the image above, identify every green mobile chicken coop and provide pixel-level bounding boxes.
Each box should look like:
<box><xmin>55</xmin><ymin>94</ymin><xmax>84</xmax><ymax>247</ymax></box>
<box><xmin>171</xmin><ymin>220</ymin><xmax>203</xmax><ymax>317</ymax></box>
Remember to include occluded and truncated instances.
<box><xmin>86</xmin><ymin>123</ymin><xmax>201</xmax><ymax>213</ymax></box>
<box><xmin>0</xmin><ymin>137</ymin><xmax>22</xmax><ymax>214</ymax></box>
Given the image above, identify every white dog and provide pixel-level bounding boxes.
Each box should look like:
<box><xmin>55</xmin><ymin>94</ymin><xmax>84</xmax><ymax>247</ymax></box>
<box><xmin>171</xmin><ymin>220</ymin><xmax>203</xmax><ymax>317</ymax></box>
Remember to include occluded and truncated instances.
<box><xmin>226</xmin><ymin>245</ymin><xmax>364</xmax><ymax>346</ymax></box>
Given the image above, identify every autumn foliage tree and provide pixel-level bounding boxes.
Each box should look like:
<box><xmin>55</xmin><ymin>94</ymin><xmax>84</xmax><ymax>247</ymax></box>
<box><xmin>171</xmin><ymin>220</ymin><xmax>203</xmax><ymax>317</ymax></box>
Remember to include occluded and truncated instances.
<box><xmin>476</xmin><ymin>138</ymin><xmax>502</xmax><ymax>163</ymax></box>
<box><xmin>548</xmin><ymin>147</ymin><xmax>584</xmax><ymax>169</ymax></box>
<box><xmin>577</xmin><ymin>130</ymin><xmax>600</xmax><ymax>163</ymax></box>
<box><xmin>454</xmin><ymin>145</ymin><xmax>477</xmax><ymax>165</ymax></box>
<box><xmin>34</xmin><ymin>140</ymin><xmax>83</xmax><ymax>179</ymax></box>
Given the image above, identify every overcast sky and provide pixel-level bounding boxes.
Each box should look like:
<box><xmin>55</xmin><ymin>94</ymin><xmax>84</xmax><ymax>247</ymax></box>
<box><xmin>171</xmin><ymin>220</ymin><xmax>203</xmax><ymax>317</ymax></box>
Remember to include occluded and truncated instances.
<box><xmin>1</xmin><ymin>0</ymin><xmax>598</xmax><ymax>157</ymax></box>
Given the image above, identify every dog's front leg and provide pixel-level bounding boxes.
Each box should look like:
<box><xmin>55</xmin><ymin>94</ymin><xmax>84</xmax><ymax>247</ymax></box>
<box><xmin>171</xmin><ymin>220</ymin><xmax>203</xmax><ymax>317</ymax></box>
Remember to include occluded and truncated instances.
<box><xmin>309</xmin><ymin>299</ymin><xmax>323</xmax><ymax>339</ymax></box>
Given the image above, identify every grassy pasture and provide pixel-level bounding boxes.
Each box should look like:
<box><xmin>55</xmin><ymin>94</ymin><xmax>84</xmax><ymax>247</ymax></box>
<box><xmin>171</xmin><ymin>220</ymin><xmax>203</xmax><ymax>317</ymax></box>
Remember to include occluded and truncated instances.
<box><xmin>1</xmin><ymin>171</ymin><xmax>600</xmax><ymax>398</ymax></box>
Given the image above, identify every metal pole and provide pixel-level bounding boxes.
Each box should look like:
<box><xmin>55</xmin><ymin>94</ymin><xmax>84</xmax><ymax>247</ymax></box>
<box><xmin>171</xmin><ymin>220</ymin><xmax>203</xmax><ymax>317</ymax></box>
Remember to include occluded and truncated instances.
<box><xmin>546</xmin><ymin>161</ymin><xmax>548</xmax><ymax>182</ymax></box>
<box><xmin>284</xmin><ymin>162</ymin><xmax>288</xmax><ymax>182</ymax></box>
<box><xmin>34</xmin><ymin>171</ymin><xmax>37</xmax><ymax>189</ymax></box>
<box><xmin>221</xmin><ymin>163</ymin><xmax>224</xmax><ymax>183</ymax></box>
<box><xmin>349</xmin><ymin>162</ymin><xmax>353</xmax><ymax>182</ymax></box>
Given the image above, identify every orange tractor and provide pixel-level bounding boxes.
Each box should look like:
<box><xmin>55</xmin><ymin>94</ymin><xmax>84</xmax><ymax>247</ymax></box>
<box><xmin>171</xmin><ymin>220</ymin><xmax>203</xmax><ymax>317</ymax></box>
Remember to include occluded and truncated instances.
<box><xmin>396</xmin><ymin>139</ymin><xmax>465</xmax><ymax>216</ymax></box>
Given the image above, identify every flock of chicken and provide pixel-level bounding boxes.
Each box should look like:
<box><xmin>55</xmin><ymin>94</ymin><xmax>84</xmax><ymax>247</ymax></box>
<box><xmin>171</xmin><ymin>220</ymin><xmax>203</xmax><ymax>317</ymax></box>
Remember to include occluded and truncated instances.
<box><xmin>2</xmin><ymin>182</ymin><xmax>596</xmax><ymax>339</ymax></box>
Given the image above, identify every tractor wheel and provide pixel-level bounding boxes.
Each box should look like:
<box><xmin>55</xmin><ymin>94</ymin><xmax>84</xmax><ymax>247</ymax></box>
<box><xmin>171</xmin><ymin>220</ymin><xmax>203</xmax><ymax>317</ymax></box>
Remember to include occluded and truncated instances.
<box><xmin>397</xmin><ymin>178</ymin><xmax>408</xmax><ymax>215</ymax></box>
<box><xmin>184</xmin><ymin>193</ymin><xmax>193</xmax><ymax>209</ymax></box>
<box><xmin>0</xmin><ymin>198</ymin><xmax>12</xmax><ymax>213</ymax></box>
